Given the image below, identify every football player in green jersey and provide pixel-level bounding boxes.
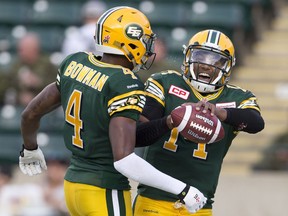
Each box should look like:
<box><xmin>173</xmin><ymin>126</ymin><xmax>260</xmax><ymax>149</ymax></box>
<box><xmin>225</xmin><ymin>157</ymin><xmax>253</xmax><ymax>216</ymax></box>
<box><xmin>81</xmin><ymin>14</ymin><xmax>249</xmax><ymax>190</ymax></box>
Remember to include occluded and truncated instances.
<box><xmin>18</xmin><ymin>6</ymin><xmax>207</xmax><ymax>216</ymax></box>
<box><xmin>133</xmin><ymin>29</ymin><xmax>265</xmax><ymax>216</ymax></box>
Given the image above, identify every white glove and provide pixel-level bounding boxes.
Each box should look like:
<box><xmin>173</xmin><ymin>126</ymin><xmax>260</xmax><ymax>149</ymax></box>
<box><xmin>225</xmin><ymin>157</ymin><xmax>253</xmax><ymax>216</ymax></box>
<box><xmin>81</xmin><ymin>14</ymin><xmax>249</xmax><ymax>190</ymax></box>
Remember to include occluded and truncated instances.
<box><xmin>19</xmin><ymin>147</ymin><xmax>47</xmax><ymax>176</ymax></box>
<box><xmin>174</xmin><ymin>185</ymin><xmax>207</xmax><ymax>214</ymax></box>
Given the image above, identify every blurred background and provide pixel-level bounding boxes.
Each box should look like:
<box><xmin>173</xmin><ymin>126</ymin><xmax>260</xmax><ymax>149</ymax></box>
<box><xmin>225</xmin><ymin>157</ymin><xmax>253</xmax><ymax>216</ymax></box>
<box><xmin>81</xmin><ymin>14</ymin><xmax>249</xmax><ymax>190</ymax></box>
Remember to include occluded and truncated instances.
<box><xmin>0</xmin><ymin>0</ymin><xmax>287</xmax><ymax>215</ymax></box>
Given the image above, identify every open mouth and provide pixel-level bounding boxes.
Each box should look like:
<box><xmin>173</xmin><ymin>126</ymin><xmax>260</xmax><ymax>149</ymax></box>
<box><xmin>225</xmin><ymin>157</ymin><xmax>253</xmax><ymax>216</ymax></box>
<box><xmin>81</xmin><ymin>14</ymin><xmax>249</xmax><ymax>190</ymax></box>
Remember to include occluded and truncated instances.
<box><xmin>198</xmin><ymin>72</ymin><xmax>211</xmax><ymax>83</ymax></box>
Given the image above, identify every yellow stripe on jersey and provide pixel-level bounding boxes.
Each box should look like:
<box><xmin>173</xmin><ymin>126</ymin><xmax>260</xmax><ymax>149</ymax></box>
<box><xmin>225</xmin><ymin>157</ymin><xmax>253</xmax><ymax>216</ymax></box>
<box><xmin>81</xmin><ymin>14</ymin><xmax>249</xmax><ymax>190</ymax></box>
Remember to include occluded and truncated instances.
<box><xmin>109</xmin><ymin>105</ymin><xmax>143</xmax><ymax>116</ymax></box>
<box><xmin>238</xmin><ymin>97</ymin><xmax>261</xmax><ymax>112</ymax></box>
<box><xmin>147</xmin><ymin>77</ymin><xmax>165</xmax><ymax>93</ymax></box>
<box><xmin>108</xmin><ymin>90</ymin><xmax>146</xmax><ymax>116</ymax></box>
<box><xmin>145</xmin><ymin>92</ymin><xmax>165</xmax><ymax>107</ymax></box>
<box><xmin>108</xmin><ymin>90</ymin><xmax>145</xmax><ymax>106</ymax></box>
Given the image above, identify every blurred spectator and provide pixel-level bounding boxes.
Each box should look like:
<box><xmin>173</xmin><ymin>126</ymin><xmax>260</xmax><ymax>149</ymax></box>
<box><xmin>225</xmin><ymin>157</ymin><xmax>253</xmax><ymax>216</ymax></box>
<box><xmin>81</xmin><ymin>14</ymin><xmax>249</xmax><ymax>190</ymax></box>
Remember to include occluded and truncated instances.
<box><xmin>0</xmin><ymin>164</ymin><xmax>48</xmax><ymax>216</ymax></box>
<box><xmin>137</xmin><ymin>37</ymin><xmax>180</xmax><ymax>83</ymax></box>
<box><xmin>0</xmin><ymin>158</ymin><xmax>69</xmax><ymax>216</ymax></box>
<box><xmin>4</xmin><ymin>33</ymin><xmax>57</xmax><ymax>107</ymax></box>
<box><xmin>0</xmin><ymin>164</ymin><xmax>13</xmax><ymax>216</ymax></box>
<box><xmin>61</xmin><ymin>0</ymin><xmax>107</xmax><ymax>56</ymax></box>
<box><xmin>0</xmin><ymin>164</ymin><xmax>13</xmax><ymax>190</ymax></box>
<box><xmin>0</xmin><ymin>72</ymin><xmax>10</xmax><ymax>106</ymax></box>
<box><xmin>253</xmin><ymin>132</ymin><xmax>288</xmax><ymax>171</ymax></box>
<box><xmin>0</xmin><ymin>52</ymin><xmax>13</xmax><ymax>106</ymax></box>
<box><xmin>42</xmin><ymin>156</ymin><xmax>69</xmax><ymax>216</ymax></box>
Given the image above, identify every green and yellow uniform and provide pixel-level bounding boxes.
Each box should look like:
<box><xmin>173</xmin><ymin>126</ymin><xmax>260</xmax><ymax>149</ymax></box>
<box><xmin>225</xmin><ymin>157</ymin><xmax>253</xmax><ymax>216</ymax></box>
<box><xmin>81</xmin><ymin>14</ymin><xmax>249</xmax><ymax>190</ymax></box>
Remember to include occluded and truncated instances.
<box><xmin>56</xmin><ymin>52</ymin><xmax>145</xmax><ymax>215</ymax></box>
<box><xmin>134</xmin><ymin>70</ymin><xmax>261</xmax><ymax>215</ymax></box>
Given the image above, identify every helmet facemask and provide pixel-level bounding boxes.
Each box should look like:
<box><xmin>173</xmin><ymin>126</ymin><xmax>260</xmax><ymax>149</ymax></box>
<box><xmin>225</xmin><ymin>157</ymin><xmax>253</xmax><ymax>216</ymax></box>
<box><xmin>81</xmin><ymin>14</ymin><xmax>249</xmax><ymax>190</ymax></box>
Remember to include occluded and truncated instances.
<box><xmin>126</xmin><ymin>33</ymin><xmax>157</xmax><ymax>72</ymax></box>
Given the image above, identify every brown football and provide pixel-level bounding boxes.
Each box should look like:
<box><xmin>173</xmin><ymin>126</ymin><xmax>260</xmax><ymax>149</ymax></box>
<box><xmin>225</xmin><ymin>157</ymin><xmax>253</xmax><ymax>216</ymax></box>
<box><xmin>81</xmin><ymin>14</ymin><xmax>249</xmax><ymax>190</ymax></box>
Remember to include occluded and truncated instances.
<box><xmin>171</xmin><ymin>104</ymin><xmax>225</xmax><ymax>143</ymax></box>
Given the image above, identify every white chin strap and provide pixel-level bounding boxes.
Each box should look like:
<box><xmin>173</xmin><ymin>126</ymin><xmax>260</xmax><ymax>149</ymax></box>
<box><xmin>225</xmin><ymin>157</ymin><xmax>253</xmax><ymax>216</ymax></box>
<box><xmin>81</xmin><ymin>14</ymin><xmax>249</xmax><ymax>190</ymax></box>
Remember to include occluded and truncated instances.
<box><xmin>190</xmin><ymin>80</ymin><xmax>217</xmax><ymax>93</ymax></box>
<box><xmin>189</xmin><ymin>64</ymin><xmax>223</xmax><ymax>93</ymax></box>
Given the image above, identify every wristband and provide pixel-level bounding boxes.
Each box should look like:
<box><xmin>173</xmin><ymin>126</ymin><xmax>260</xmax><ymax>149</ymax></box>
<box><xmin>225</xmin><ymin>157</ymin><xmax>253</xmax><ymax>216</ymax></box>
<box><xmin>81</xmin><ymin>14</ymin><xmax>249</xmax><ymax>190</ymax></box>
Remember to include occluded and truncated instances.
<box><xmin>177</xmin><ymin>184</ymin><xmax>190</xmax><ymax>204</ymax></box>
<box><xmin>20</xmin><ymin>144</ymin><xmax>38</xmax><ymax>157</ymax></box>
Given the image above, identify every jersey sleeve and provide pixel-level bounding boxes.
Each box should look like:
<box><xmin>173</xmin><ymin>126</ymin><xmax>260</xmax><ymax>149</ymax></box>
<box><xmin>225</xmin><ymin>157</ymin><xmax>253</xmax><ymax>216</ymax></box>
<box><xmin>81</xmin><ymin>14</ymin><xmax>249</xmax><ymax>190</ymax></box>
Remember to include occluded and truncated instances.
<box><xmin>142</xmin><ymin>71</ymin><xmax>183</xmax><ymax>119</ymax></box>
<box><xmin>238</xmin><ymin>94</ymin><xmax>261</xmax><ymax>112</ymax></box>
<box><xmin>234</xmin><ymin>87</ymin><xmax>261</xmax><ymax>112</ymax></box>
<box><xmin>107</xmin><ymin>68</ymin><xmax>146</xmax><ymax>120</ymax></box>
<box><xmin>144</xmin><ymin>70</ymin><xmax>181</xmax><ymax>108</ymax></box>
<box><xmin>56</xmin><ymin>53</ymin><xmax>74</xmax><ymax>91</ymax></box>
<box><xmin>144</xmin><ymin>73</ymin><xmax>166</xmax><ymax>107</ymax></box>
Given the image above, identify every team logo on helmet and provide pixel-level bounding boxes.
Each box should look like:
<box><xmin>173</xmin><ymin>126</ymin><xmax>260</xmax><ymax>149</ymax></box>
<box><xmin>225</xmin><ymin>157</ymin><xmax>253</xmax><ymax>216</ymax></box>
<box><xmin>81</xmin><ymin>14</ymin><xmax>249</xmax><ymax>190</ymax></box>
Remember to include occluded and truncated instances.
<box><xmin>125</xmin><ymin>24</ymin><xmax>143</xmax><ymax>40</ymax></box>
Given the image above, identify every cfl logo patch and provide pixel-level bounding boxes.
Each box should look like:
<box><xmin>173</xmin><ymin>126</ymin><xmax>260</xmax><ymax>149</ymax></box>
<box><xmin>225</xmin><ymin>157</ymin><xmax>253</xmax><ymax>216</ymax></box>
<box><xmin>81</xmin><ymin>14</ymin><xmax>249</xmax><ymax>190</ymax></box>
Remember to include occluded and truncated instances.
<box><xmin>126</xmin><ymin>24</ymin><xmax>143</xmax><ymax>39</ymax></box>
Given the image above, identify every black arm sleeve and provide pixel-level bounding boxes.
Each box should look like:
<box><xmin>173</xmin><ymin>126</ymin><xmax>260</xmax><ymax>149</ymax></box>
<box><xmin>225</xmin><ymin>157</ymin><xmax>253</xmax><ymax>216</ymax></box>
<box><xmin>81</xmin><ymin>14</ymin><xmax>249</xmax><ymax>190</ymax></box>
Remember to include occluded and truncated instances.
<box><xmin>136</xmin><ymin>96</ymin><xmax>168</xmax><ymax>147</ymax></box>
<box><xmin>142</xmin><ymin>96</ymin><xmax>164</xmax><ymax>120</ymax></box>
<box><xmin>136</xmin><ymin>116</ymin><xmax>170</xmax><ymax>147</ymax></box>
<box><xmin>223</xmin><ymin>108</ymin><xmax>265</xmax><ymax>133</ymax></box>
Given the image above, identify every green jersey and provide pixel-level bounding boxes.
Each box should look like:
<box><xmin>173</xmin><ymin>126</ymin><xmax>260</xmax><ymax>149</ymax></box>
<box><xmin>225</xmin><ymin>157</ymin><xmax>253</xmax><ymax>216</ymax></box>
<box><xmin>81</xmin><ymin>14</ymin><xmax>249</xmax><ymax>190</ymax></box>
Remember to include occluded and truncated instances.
<box><xmin>138</xmin><ymin>70</ymin><xmax>261</xmax><ymax>208</ymax></box>
<box><xmin>56</xmin><ymin>52</ymin><xmax>145</xmax><ymax>190</ymax></box>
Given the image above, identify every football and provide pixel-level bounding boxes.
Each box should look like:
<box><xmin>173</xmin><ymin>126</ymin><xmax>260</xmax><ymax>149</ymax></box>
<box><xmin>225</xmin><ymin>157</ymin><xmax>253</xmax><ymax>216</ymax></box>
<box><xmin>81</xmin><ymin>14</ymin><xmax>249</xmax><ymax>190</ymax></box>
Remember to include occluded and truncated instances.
<box><xmin>171</xmin><ymin>104</ymin><xmax>225</xmax><ymax>143</ymax></box>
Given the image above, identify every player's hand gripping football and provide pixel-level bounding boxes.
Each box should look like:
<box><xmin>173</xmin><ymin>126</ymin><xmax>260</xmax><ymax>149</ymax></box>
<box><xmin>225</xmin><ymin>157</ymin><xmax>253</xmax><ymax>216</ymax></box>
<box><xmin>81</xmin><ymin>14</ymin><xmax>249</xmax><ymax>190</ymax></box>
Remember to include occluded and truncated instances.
<box><xmin>168</xmin><ymin>99</ymin><xmax>218</xmax><ymax>128</ymax></box>
<box><xmin>194</xmin><ymin>98</ymin><xmax>227</xmax><ymax>121</ymax></box>
<box><xmin>174</xmin><ymin>185</ymin><xmax>207</xmax><ymax>214</ymax></box>
<box><xmin>19</xmin><ymin>146</ymin><xmax>47</xmax><ymax>176</ymax></box>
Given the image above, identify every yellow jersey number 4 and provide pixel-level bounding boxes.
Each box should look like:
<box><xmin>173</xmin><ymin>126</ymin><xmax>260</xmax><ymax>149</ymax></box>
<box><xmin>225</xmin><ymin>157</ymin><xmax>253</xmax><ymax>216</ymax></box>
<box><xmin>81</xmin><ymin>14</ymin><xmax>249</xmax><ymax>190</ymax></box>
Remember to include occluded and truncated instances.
<box><xmin>65</xmin><ymin>90</ymin><xmax>83</xmax><ymax>148</ymax></box>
